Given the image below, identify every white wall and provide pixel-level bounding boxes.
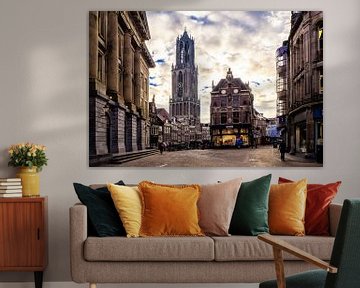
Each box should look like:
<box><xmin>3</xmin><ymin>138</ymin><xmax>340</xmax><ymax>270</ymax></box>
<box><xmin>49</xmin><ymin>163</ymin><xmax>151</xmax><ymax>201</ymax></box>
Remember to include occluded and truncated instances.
<box><xmin>0</xmin><ymin>0</ymin><xmax>359</xmax><ymax>283</ymax></box>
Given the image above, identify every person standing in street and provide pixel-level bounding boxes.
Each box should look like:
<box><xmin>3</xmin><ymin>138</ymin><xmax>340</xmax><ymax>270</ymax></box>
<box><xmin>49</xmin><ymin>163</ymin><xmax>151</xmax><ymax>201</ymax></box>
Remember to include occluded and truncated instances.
<box><xmin>279</xmin><ymin>140</ymin><xmax>286</xmax><ymax>161</ymax></box>
<box><xmin>158</xmin><ymin>142</ymin><xmax>164</xmax><ymax>155</ymax></box>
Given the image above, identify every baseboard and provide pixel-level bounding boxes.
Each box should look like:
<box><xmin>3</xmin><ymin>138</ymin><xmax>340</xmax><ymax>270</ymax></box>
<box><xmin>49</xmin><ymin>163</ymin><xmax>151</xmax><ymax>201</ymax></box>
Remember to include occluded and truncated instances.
<box><xmin>0</xmin><ymin>282</ymin><xmax>259</xmax><ymax>288</ymax></box>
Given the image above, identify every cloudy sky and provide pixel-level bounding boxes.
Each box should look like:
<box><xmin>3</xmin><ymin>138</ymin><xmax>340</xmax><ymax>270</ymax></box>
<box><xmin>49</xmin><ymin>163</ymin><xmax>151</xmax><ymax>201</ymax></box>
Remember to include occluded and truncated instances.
<box><xmin>146</xmin><ymin>11</ymin><xmax>291</xmax><ymax>123</ymax></box>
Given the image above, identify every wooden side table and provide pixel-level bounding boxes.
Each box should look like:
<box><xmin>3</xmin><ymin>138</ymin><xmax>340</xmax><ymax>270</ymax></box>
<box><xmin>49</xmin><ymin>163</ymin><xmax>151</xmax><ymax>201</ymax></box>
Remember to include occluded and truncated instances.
<box><xmin>0</xmin><ymin>197</ymin><xmax>48</xmax><ymax>288</ymax></box>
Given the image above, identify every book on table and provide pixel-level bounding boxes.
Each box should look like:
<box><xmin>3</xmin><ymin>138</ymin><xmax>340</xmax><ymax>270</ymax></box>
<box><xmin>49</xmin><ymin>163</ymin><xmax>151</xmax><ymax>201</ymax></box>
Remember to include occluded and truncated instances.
<box><xmin>0</xmin><ymin>182</ymin><xmax>21</xmax><ymax>188</ymax></box>
<box><xmin>0</xmin><ymin>186</ymin><xmax>22</xmax><ymax>190</ymax></box>
<box><xmin>0</xmin><ymin>182</ymin><xmax>22</xmax><ymax>186</ymax></box>
<box><xmin>0</xmin><ymin>189</ymin><xmax>22</xmax><ymax>193</ymax></box>
<box><xmin>0</xmin><ymin>178</ymin><xmax>21</xmax><ymax>182</ymax></box>
<box><xmin>0</xmin><ymin>193</ymin><xmax>22</xmax><ymax>198</ymax></box>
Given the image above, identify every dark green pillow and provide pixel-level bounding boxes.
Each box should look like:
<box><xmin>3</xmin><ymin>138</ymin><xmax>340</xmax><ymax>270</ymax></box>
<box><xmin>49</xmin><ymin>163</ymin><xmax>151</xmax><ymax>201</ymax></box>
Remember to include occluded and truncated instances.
<box><xmin>73</xmin><ymin>181</ymin><xmax>126</xmax><ymax>237</ymax></box>
<box><xmin>229</xmin><ymin>174</ymin><xmax>272</xmax><ymax>236</ymax></box>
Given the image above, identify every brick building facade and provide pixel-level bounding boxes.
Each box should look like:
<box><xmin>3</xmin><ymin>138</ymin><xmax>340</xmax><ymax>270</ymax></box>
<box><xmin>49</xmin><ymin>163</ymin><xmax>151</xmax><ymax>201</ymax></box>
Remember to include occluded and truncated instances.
<box><xmin>287</xmin><ymin>11</ymin><xmax>323</xmax><ymax>161</ymax></box>
<box><xmin>210</xmin><ymin>68</ymin><xmax>254</xmax><ymax>147</ymax></box>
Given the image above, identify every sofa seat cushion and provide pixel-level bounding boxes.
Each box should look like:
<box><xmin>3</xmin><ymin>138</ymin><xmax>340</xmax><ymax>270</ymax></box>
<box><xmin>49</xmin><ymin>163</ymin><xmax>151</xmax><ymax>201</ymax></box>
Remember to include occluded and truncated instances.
<box><xmin>212</xmin><ymin>236</ymin><xmax>334</xmax><ymax>261</ymax></box>
<box><xmin>84</xmin><ymin>236</ymin><xmax>214</xmax><ymax>261</ymax></box>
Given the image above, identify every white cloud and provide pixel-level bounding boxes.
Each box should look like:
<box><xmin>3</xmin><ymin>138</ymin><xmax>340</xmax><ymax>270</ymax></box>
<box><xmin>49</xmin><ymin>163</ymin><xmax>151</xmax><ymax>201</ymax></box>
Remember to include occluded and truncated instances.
<box><xmin>146</xmin><ymin>11</ymin><xmax>291</xmax><ymax>121</ymax></box>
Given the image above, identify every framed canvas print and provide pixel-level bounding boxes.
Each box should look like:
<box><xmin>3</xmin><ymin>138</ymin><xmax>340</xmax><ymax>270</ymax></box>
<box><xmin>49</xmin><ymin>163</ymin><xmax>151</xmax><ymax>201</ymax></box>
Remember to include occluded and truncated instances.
<box><xmin>89</xmin><ymin>11</ymin><xmax>323</xmax><ymax>167</ymax></box>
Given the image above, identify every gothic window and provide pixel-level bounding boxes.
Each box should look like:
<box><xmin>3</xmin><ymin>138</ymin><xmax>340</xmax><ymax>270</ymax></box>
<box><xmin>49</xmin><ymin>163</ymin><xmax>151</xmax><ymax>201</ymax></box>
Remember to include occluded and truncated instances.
<box><xmin>185</xmin><ymin>42</ymin><xmax>189</xmax><ymax>63</ymax></box>
<box><xmin>177</xmin><ymin>71</ymin><xmax>183</xmax><ymax>97</ymax></box>
<box><xmin>180</xmin><ymin>41</ymin><xmax>185</xmax><ymax>64</ymax></box>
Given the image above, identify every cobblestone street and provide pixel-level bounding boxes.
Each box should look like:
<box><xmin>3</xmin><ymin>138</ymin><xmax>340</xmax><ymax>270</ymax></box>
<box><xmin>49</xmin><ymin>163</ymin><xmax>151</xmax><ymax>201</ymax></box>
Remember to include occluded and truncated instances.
<box><xmin>118</xmin><ymin>145</ymin><xmax>321</xmax><ymax>167</ymax></box>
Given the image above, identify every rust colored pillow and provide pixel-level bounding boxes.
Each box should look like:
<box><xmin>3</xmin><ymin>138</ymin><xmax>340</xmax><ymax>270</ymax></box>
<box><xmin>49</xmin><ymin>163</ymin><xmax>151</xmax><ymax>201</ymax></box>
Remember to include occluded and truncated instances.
<box><xmin>138</xmin><ymin>181</ymin><xmax>204</xmax><ymax>237</ymax></box>
<box><xmin>279</xmin><ymin>177</ymin><xmax>341</xmax><ymax>236</ymax></box>
<box><xmin>269</xmin><ymin>179</ymin><xmax>307</xmax><ymax>236</ymax></box>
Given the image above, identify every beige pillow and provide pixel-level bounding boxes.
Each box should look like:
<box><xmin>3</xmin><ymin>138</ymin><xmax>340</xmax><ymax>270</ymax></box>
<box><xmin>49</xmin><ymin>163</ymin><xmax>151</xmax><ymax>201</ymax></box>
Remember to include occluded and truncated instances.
<box><xmin>198</xmin><ymin>178</ymin><xmax>242</xmax><ymax>236</ymax></box>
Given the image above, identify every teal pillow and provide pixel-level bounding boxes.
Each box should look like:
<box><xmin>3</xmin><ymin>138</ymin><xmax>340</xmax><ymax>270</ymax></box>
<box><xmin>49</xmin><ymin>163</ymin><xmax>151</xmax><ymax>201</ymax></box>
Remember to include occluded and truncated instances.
<box><xmin>229</xmin><ymin>174</ymin><xmax>272</xmax><ymax>236</ymax></box>
<box><xmin>73</xmin><ymin>181</ymin><xmax>126</xmax><ymax>237</ymax></box>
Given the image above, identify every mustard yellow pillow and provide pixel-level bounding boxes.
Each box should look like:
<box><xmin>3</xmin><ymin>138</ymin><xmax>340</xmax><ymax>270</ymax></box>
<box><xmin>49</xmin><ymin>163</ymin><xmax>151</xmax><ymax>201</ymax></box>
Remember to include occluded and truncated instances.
<box><xmin>107</xmin><ymin>183</ymin><xmax>142</xmax><ymax>238</ymax></box>
<box><xmin>138</xmin><ymin>181</ymin><xmax>204</xmax><ymax>237</ymax></box>
<box><xmin>269</xmin><ymin>179</ymin><xmax>307</xmax><ymax>236</ymax></box>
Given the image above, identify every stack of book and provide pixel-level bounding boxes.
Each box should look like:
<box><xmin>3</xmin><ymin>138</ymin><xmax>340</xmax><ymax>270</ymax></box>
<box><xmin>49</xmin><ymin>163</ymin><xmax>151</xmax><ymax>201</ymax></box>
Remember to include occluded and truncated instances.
<box><xmin>0</xmin><ymin>178</ymin><xmax>22</xmax><ymax>197</ymax></box>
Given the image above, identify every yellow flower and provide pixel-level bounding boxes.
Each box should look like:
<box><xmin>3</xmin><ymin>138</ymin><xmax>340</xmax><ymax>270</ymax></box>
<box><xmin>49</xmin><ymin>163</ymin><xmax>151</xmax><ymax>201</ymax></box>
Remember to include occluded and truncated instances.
<box><xmin>8</xmin><ymin>149</ymin><xmax>13</xmax><ymax>155</ymax></box>
<box><xmin>27</xmin><ymin>152</ymin><xmax>32</xmax><ymax>157</ymax></box>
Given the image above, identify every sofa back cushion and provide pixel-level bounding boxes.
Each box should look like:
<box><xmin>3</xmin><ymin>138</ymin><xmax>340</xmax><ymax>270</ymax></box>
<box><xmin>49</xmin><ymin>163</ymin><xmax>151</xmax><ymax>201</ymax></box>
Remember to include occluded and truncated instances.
<box><xmin>107</xmin><ymin>184</ymin><xmax>142</xmax><ymax>238</ymax></box>
<box><xmin>229</xmin><ymin>174</ymin><xmax>272</xmax><ymax>236</ymax></box>
<box><xmin>269</xmin><ymin>179</ymin><xmax>307</xmax><ymax>236</ymax></box>
<box><xmin>139</xmin><ymin>181</ymin><xmax>203</xmax><ymax>236</ymax></box>
<box><xmin>198</xmin><ymin>178</ymin><xmax>242</xmax><ymax>236</ymax></box>
<box><xmin>73</xmin><ymin>181</ymin><xmax>126</xmax><ymax>237</ymax></box>
<box><xmin>279</xmin><ymin>177</ymin><xmax>341</xmax><ymax>236</ymax></box>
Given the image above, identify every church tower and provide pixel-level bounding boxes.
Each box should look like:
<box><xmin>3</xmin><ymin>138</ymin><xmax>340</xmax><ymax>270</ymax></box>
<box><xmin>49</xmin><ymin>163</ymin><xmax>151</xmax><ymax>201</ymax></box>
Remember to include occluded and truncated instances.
<box><xmin>170</xmin><ymin>30</ymin><xmax>200</xmax><ymax>126</ymax></box>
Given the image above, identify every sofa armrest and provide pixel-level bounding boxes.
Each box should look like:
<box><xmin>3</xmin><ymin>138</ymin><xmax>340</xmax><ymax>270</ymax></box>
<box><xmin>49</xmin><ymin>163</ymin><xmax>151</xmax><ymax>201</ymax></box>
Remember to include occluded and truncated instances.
<box><xmin>329</xmin><ymin>203</ymin><xmax>342</xmax><ymax>237</ymax></box>
<box><xmin>69</xmin><ymin>203</ymin><xmax>88</xmax><ymax>283</ymax></box>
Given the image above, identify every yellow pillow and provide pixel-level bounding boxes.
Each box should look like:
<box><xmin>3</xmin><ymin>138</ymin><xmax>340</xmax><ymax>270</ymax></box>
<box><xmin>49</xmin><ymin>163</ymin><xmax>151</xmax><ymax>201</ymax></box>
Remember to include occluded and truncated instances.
<box><xmin>107</xmin><ymin>183</ymin><xmax>142</xmax><ymax>238</ymax></box>
<box><xmin>138</xmin><ymin>181</ymin><xmax>204</xmax><ymax>237</ymax></box>
<box><xmin>269</xmin><ymin>179</ymin><xmax>307</xmax><ymax>236</ymax></box>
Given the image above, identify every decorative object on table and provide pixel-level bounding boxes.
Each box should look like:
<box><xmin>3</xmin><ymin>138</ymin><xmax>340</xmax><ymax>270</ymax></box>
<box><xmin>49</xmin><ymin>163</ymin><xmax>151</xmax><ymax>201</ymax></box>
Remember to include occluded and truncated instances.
<box><xmin>8</xmin><ymin>143</ymin><xmax>48</xmax><ymax>197</ymax></box>
<box><xmin>0</xmin><ymin>178</ymin><xmax>22</xmax><ymax>197</ymax></box>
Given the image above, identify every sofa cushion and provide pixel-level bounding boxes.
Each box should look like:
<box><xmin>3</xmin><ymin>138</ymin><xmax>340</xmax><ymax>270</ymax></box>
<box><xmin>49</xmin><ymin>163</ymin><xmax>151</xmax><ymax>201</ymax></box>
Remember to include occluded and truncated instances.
<box><xmin>279</xmin><ymin>177</ymin><xmax>341</xmax><ymax>236</ymax></box>
<box><xmin>269</xmin><ymin>179</ymin><xmax>307</xmax><ymax>236</ymax></box>
<box><xmin>107</xmin><ymin>184</ymin><xmax>142</xmax><ymax>238</ymax></box>
<box><xmin>229</xmin><ymin>174</ymin><xmax>271</xmax><ymax>236</ymax></box>
<box><xmin>139</xmin><ymin>181</ymin><xmax>203</xmax><ymax>237</ymax></box>
<box><xmin>73</xmin><ymin>181</ymin><xmax>126</xmax><ymax>237</ymax></box>
<box><xmin>198</xmin><ymin>178</ymin><xmax>242</xmax><ymax>236</ymax></box>
<box><xmin>212</xmin><ymin>235</ymin><xmax>334</xmax><ymax>261</ymax></box>
<box><xmin>84</xmin><ymin>236</ymin><xmax>214</xmax><ymax>261</ymax></box>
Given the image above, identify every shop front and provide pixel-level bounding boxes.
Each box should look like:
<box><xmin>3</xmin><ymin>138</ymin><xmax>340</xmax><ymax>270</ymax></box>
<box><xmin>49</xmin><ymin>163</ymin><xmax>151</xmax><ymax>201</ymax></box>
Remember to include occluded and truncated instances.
<box><xmin>211</xmin><ymin>124</ymin><xmax>251</xmax><ymax>148</ymax></box>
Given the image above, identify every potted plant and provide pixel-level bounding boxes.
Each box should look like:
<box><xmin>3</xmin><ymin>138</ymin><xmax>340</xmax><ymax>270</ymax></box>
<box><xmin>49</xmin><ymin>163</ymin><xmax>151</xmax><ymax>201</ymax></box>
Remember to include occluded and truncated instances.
<box><xmin>8</xmin><ymin>143</ymin><xmax>48</xmax><ymax>197</ymax></box>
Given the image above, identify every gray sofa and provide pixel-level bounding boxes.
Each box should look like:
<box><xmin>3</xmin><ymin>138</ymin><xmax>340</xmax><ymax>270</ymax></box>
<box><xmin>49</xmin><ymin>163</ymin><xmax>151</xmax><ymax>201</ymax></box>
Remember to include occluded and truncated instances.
<box><xmin>70</xmin><ymin>202</ymin><xmax>342</xmax><ymax>288</ymax></box>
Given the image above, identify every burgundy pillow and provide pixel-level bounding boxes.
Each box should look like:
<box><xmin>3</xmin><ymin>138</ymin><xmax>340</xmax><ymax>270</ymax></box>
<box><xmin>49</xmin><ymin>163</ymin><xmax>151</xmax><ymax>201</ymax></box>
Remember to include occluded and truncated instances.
<box><xmin>278</xmin><ymin>177</ymin><xmax>341</xmax><ymax>236</ymax></box>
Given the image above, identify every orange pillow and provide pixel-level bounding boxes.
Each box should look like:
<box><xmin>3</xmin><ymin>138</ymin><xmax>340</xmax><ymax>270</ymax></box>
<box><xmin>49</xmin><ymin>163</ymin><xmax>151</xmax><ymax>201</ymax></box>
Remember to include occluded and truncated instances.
<box><xmin>138</xmin><ymin>181</ymin><xmax>204</xmax><ymax>237</ymax></box>
<box><xmin>279</xmin><ymin>177</ymin><xmax>341</xmax><ymax>235</ymax></box>
<box><xmin>269</xmin><ymin>179</ymin><xmax>307</xmax><ymax>236</ymax></box>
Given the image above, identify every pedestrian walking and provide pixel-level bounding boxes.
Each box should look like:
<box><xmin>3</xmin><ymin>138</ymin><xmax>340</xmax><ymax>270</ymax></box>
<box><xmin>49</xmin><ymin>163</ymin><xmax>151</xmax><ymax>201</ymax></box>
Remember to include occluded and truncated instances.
<box><xmin>158</xmin><ymin>142</ymin><xmax>164</xmax><ymax>155</ymax></box>
<box><xmin>279</xmin><ymin>140</ymin><xmax>286</xmax><ymax>161</ymax></box>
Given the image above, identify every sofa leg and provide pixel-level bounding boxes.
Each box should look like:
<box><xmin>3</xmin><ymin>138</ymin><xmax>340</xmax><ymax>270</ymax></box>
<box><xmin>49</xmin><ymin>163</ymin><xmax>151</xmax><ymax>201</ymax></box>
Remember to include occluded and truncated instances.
<box><xmin>89</xmin><ymin>283</ymin><xmax>96</xmax><ymax>288</ymax></box>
